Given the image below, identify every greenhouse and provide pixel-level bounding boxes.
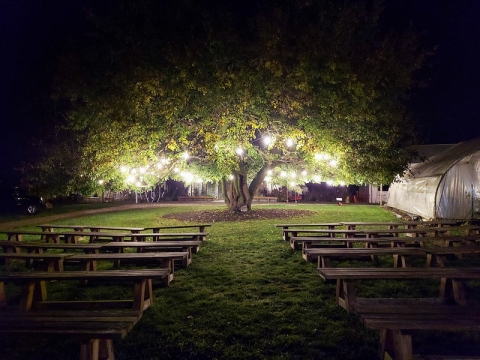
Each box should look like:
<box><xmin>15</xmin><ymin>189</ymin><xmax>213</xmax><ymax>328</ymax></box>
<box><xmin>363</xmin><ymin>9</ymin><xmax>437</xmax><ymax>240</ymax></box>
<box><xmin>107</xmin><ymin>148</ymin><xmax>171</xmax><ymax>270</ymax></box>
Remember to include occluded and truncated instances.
<box><xmin>387</xmin><ymin>137</ymin><xmax>480</xmax><ymax>220</ymax></box>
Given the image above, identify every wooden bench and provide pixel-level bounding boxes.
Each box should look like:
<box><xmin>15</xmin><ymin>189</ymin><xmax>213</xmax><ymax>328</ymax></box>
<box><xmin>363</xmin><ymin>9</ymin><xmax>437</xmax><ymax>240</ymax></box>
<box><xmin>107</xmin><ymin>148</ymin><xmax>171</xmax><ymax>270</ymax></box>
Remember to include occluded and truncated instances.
<box><xmin>275</xmin><ymin>223</ymin><xmax>342</xmax><ymax>241</ymax></box>
<box><xmin>66</xmin><ymin>252</ymin><xmax>189</xmax><ymax>283</ymax></box>
<box><xmin>425</xmin><ymin>245</ymin><xmax>480</xmax><ymax>267</ymax></box>
<box><xmin>317</xmin><ymin>267</ymin><xmax>480</xmax><ymax>313</ymax></box>
<box><xmin>362</xmin><ymin>228</ymin><xmax>430</xmax><ymax>238</ymax></box>
<box><xmin>0</xmin><ymin>241</ymin><xmax>104</xmax><ymax>255</ymax></box>
<box><xmin>430</xmin><ymin>224</ymin><xmax>480</xmax><ymax>236</ymax></box>
<box><xmin>252</xmin><ymin>196</ymin><xmax>277</xmax><ymax>202</ymax></box>
<box><xmin>144</xmin><ymin>224</ymin><xmax>211</xmax><ymax>239</ymax></box>
<box><xmin>102</xmin><ymin>241</ymin><xmax>202</xmax><ymax>267</ymax></box>
<box><xmin>433</xmin><ymin>234</ymin><xmax>480</xmax><ymax>247</ymax></box>
<box><xmin>0</xmin><ymin>268</ymin><xmax>171</xmax><ymax>311</ymax></box>
<box><xmin>340</xmin><ymin>220</ymin><xmax>459</xmax><ymax>230</ymax></box>
<box><xmin>177</xmin><ymin>195</ymin><xmax>215</xmax><ymax>201</ymax></box>
<box><xmin>58</xmin><ymin>231</ymin><xmax>135</xmax><ymax>244</ymax></box>
<box><xmin>134</xmin><ymin>231</ymin><xmax>208</xmax><ymax>242</ymax></box>
<box><xmin>0</xmin><ymin>309</ymin><xmax>142</xmax><ymax>360</ymax></box>
<box><xmin>0</xmin><ymin>230</ymin><xmax>67</xmax><ymax>242</ymax></box>
<box><xmin>351</xmin><ymin>299</ymin><xmax>480</xmax><ymax>360</ymax></box>
<box><xmin>0</xmin><ymin>252</ymin><xmax>73</xmax><ymax>271</ymax></box>
<box><xmin>0</xmin><ymin>230</ymin><xmax>132</xmax><ymax>244</ymax></box>
<box><xmin>296</xmin><ymin>236</ymin><xmax>430</xmax><ymax>256</ymax></box>
<box><xmin>284</xmin><ymin>229</ymin><xmax>365</xmax><ymax>249</ymax></box>
<box><xmin>37</xmin><ymin>224</ymin><xmax>145</xmax><ymax>238</ymax></box>
<box><xmin>303</xmin><ymin>247</ymin><xmax>426</xmax><ymax>267</ymax></box>
<box><xmin>0</xmin><ymin>269</ymin><xmax>169</xmax><ymax>357</ymax></box>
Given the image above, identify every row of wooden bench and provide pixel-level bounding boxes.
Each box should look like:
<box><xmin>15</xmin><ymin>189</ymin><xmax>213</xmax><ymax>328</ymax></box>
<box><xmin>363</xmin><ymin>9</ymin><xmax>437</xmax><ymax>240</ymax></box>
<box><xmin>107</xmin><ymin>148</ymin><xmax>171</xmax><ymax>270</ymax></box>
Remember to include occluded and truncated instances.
<box><xmin>0</xmin><ymin>223</ymin><xmax>211</xmax><ymax>243</ymax></box>
<box><xmin>0</xmin><ymin>222</ymin><xmax>209</xmax><ymax>360</ymax></box>
<box><xmin>176</xmin><ymin>195</ymin><xmax>278</xmax><ymax>202</ymax></box>
<box><xmin>278</xmin><ymin>221</ymin><xmax>480</xmax><ymax>360</ymax></box>
<box><xmin>177</xmin><ymin>195</ymin><xmax>216</xmax><ymax>201</ymax></box>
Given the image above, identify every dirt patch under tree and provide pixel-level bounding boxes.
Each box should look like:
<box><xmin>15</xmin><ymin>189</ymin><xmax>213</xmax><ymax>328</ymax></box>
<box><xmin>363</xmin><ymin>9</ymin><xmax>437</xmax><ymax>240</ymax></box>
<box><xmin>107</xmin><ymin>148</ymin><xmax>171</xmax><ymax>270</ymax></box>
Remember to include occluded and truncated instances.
<box><xmin>163</xmin><ymin>208</ymin><xmax>316</xmax><ymax>223</ymax></box>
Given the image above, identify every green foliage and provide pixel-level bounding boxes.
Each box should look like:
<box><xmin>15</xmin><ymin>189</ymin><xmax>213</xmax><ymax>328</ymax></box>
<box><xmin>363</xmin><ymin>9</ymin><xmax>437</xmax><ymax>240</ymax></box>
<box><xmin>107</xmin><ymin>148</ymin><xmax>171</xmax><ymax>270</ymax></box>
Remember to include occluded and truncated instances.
<box><xmin>26</xmin><ymin>0</ymin><xmax>427</xmax><ymax>198</ymax></box>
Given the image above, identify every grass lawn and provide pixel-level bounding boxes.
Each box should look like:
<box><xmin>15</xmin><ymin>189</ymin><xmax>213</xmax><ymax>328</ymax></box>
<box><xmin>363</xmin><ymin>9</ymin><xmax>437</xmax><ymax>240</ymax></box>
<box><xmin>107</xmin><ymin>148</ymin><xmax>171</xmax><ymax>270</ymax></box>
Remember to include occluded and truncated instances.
<box><xmin>1</xmin><ymin>203</ymin><xmax>479</xmax><ymax>360</ymax></box>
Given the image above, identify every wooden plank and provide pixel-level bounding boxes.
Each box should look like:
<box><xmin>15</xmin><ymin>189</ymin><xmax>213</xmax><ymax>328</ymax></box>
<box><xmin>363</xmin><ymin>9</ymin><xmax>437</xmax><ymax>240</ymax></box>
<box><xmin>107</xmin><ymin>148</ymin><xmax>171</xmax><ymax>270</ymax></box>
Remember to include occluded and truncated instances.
<box><xmin>303</xmin><ymin>247</ymin><xmax>425</xmax><ymax>266</ymax></box>
<box><xmin>0</xmin><ymin>269</ymin><xmax>171</xmax><ymax>282</ymax></box>
<box><xmin>0</xmin><ymin>322</ymin><xmax>133</xmax><ymax>339</ymax></box>
<box><xmin>318</xmin><ymin>267</ymin><xmax>480</xmax><ymax>280</ymax></box>
<box><xmin>275</xmin><ymin>223</ymin><xmax>342</xmax><ymax>228</ymax></box>
<box><xmin>32</xmin><ymin>300</ymin><xmax>138</xmax><ymax>311</ymax></box>
<box><xmin>360</xmin><ymin>315</ymin><xmax>480</xmax><ymax>330</ymax></box>
<box><xmin>68</xmin><ymin>252</ymin><xmax>188</xmax><ymax>261</ymax></box>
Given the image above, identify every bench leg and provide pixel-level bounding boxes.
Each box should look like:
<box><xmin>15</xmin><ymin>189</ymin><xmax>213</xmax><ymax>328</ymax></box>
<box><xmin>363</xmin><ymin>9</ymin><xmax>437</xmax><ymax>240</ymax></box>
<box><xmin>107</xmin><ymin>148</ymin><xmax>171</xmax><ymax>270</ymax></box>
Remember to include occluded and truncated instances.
<box><xmin>379</xmin><ymin>329</ymin><xmax>412</xmax><ymax>360</ymax></box>
<box><xmin>19</xmin><ymin>280</ymin><xmax>47</xmax><ymax>311</ymax></box>
<box><xmin>133</xmin><ymin>279</ymin><xmax>154</xmax><ymax>311</ymax></box>
<box><xmin>439</xmin><ymin>279</ymin><xmax>466</xmax><ymax>305</ymax></box>
<box><xmin>81</xmin><ymin>339</ymin><xmax>115</xmax><ymax>360</ymax></box>
<box><xmin>393</xmin><ymin>255</ymin><xmax>410</xmax><ymax>268</ymax></box>
<box><xmin>336</xmin><ymin>279</ymin><xmax>356</xmax><ymax>314</ymax></box>
<box><xmin>0</xmin><ymin>282</ymin><xmax>5</xmax><ymax>308</ymax></box>
<box><xmin>319</xmin><ymin>256</ymin><xmax>331</xmax><ymax>268</ymax></box>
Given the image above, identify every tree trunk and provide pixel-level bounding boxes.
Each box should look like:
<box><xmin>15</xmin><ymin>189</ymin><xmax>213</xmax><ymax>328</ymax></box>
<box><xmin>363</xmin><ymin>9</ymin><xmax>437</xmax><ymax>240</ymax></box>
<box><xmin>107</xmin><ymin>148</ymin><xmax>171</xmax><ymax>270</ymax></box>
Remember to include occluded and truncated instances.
<box><xmin>222</xmin><ymin>171</ymin><xmax>249</xmax><ymax>212</ymax></box>
<box><xmin>222</xmin><ymin>163</ymin><xmax>271</xmax><ymax>212</ymax></box>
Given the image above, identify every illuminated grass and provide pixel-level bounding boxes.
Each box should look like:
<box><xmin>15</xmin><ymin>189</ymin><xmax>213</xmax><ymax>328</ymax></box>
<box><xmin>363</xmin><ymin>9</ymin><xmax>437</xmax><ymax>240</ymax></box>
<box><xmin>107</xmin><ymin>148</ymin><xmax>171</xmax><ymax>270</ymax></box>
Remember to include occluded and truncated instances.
<box><xmin>0</xmin><ymin>203</ymin><xmax>479</xmax><ymax>359</ymax></box>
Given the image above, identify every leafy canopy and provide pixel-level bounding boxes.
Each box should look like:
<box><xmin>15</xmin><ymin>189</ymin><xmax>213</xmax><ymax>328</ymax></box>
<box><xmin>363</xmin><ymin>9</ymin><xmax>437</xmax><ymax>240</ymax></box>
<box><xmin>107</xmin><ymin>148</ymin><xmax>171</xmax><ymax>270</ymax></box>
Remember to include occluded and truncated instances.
<box><xmin>29</xmin><ymin>0</ymin><xmax>426</xmax><ymax>196</ymax></box>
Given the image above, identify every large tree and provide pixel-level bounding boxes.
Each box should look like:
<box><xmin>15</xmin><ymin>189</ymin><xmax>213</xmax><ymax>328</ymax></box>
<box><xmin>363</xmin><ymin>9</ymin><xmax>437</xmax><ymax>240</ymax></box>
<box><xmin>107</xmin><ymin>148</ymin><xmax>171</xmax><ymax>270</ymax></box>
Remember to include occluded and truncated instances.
<box><xmin>28</xmin><ymin>0</ymin><xmax>426</xmax><ymax>210</ymax></box>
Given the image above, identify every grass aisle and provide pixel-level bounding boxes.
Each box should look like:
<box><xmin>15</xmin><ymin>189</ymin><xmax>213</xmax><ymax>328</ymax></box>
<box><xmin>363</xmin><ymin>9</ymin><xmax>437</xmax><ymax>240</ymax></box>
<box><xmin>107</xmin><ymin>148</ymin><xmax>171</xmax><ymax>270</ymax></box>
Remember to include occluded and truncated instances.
<box><xmin>116</xmin><ymin>204</ymin><xmax>390</xmax><ymax>360</ymax></box>
<box><xmin>1</xmin><ymin>203</ymin><xmax>479</xmax><ymax>359</ymax></box>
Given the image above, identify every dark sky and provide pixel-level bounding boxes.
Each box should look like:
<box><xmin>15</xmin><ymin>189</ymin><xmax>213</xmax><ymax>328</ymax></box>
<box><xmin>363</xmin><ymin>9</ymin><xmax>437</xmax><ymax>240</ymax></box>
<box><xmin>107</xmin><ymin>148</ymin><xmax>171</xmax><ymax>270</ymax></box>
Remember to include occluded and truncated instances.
<box><xmin>1</xmin><ymin>0</ymin><xmax>480</xmax><ymax>180</ymax></box>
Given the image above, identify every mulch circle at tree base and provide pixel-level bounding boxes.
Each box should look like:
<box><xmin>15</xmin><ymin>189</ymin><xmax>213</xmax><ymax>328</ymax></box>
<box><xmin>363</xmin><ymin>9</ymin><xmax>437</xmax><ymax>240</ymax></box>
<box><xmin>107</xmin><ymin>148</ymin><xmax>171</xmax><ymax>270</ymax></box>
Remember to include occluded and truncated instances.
<box><xmin>163</xmin><ymin>209</ymin><xmax>316</xmax><ymax>223</ymax></box>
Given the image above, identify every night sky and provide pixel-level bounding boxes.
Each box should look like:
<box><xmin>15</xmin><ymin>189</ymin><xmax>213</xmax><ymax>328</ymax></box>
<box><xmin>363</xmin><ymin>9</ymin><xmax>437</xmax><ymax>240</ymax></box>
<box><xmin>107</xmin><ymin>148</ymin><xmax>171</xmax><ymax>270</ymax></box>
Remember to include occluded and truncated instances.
<box><xmin>1</xmin><ymin>0</ymin><xmax>480</xmax><ymax>180</ymax></box>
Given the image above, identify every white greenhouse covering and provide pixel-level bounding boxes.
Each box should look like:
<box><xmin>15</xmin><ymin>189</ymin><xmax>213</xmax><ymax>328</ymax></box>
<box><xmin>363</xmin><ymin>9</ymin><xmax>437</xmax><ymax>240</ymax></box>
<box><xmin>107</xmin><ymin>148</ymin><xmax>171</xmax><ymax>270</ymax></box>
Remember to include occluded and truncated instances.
<box><xmin>387</xmin><ymin>137</ymin><xmax>480</xmax><ymax>220</ymax></box>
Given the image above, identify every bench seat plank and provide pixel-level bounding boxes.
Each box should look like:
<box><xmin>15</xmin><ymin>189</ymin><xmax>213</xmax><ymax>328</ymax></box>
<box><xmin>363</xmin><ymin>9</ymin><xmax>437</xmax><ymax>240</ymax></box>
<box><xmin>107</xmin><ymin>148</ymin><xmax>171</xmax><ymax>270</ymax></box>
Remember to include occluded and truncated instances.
<box><xmin>352</xmin><ymin>303</ymin><xmax>480</xmax><ymax>360</ymax></box>
<box><xmin>0</xmin><ymin>269</ymin><xmax>170</xmax><ymax>312</ymax></box>
<box><xmin>318</xmin><ymin>267</ymin><xmax>480</xmax><ymax>314</ymax></box>
<box><xmin>0</xmin><ymin>253</ymin><xmax>73</xmax><ymax>271</ymax></box>
<box><xmin>303</xmin><ymin>247</ymin><xmax>425</xmax><ymax>267</ymax></box>
<box><xmin>66</xmin><ymin>252</ymin><xmax>189</xmax><ymax>282</ymax></box>
<box><xmin>0</xmin><ymin>311</ymin><xmax>140</xmax><ymax>360</ymax></box>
